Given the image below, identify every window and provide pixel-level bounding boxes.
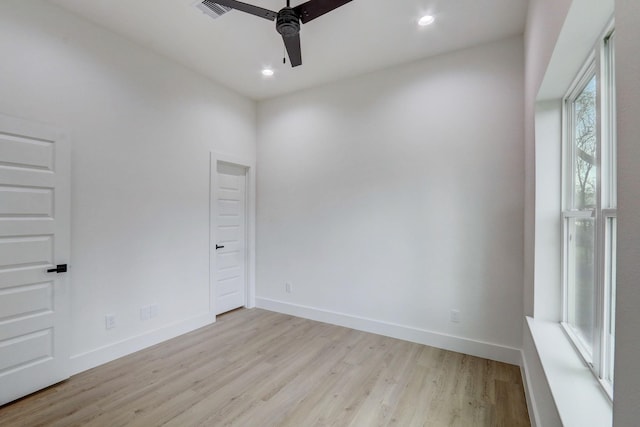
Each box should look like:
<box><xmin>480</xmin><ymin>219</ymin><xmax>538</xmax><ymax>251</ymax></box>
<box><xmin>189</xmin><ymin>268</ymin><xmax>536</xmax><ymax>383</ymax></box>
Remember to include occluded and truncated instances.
<box><xmin>562</xmin><ymin>27</ymin><xmax>616</xmax><ymax>397</ymax></box>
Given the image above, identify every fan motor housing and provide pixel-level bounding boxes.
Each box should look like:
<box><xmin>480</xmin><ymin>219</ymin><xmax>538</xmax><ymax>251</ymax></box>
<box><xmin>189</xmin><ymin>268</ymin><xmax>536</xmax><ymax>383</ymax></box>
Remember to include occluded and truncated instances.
<box><xmin>276</xmin><ymin>7</ymin><xmax>300</xmax><ymax>37</ymax></box>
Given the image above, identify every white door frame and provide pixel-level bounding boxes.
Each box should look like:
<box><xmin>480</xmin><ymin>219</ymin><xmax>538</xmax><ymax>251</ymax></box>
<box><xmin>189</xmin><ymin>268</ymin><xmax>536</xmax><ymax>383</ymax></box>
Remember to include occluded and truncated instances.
<box><xmin>209</xmin><ymin>152</ymin><xmax>255</xmax><ymax>320</ymax></box>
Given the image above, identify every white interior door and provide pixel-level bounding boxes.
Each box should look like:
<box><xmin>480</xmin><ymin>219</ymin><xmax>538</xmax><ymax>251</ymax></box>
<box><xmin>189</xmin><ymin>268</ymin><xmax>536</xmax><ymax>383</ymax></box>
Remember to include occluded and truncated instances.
<box><xmin>213</xmin><ymin>162</ymin><xmax>246</xmax><ymax>315</ymax></box>
<box><xmin>0</xmin><ymin>114</ymin><xmax>70</xmax><ymax>405</ymax></box>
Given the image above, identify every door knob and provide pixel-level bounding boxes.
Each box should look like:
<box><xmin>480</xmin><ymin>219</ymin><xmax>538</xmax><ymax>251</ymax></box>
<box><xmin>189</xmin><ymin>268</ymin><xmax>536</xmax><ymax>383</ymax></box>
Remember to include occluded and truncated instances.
<box><xmin>216</xmin><ymin>244</ymin><xmax>225</xmax><ymax>250</ymax></box>
<box><xmin>47</xmin><ymin>264</ymin><xmax>67</xmax><ymax>273</ymax></box>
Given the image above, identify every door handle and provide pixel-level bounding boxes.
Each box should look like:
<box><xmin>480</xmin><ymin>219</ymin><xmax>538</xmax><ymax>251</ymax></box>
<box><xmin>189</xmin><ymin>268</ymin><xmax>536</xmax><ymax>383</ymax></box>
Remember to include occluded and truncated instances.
<box><xmin>47</xmin><ymin>264</ymin><xmax>68</xmax><ymax>273</ymax></box>
<box><xmin>216</xmin><ymin>244</ymin><xmax>225</xmax><ymax>250</ymax></box>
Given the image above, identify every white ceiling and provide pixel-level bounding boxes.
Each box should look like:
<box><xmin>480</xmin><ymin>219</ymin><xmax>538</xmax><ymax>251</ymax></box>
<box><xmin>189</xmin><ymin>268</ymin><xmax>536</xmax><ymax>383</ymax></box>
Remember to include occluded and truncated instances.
<box><xmin>49</xmin><ymin>0</ymin><xmax>528</xmax><ymax>100</ymax></box>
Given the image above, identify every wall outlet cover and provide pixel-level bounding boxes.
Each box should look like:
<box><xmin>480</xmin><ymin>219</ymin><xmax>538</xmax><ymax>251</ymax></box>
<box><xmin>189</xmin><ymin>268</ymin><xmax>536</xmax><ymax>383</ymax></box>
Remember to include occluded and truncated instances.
<box><xmin>105</xmin><ymin>314</ymin><xmax>116</xmax><ymax>329</ymax></box>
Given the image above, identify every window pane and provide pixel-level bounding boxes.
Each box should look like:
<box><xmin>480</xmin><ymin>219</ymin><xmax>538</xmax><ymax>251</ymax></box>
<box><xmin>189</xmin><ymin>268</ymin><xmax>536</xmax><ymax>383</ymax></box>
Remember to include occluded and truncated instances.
<box><xmin>573</xmin><ymin>76</ymin><xmax>597</xmax><ymax>209</ymax></box>
<box><xmin>566</xmin><ymin>216</ymin><xmax>596</xmax><ymax>357</ymax></box>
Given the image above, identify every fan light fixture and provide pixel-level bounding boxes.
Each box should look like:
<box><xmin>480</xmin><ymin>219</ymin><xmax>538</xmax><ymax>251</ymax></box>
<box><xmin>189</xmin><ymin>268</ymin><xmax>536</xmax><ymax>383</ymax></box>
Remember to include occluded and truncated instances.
<box><xmin>262</xmin><ymin>68</ymin><xmax>275</xmax><ymax>77</ymax></box>
<box><xmin>418</xmin><ymin>15</ymin><xmax>435</xmax><ymax>26</ymax></box>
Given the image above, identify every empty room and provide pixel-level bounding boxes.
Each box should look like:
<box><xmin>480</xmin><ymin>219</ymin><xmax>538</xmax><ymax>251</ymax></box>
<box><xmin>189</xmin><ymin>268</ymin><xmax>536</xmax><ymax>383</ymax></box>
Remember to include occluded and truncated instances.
<box><xmin>0</xmin><ymin>0</ymin><xmax>638</xmax><ymax>426</ymax></box>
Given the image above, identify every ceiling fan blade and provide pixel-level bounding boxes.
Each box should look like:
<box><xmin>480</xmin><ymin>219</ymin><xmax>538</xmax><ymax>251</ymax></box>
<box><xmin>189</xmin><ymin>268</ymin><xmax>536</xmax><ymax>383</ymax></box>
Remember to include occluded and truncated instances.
<box><xmin>282</xmin><ymin>34</ymin><xmax>302</xmax><ymax>67</ymax></box>
<box><xmin>292</xmin><ymin>0</ymin><xmax>353</xmax><ymax>24</ymax></box>
<box><xmin>205</xmin><ymin>0</ymin><xmax>277</xmax><ymax>21</ymax></box>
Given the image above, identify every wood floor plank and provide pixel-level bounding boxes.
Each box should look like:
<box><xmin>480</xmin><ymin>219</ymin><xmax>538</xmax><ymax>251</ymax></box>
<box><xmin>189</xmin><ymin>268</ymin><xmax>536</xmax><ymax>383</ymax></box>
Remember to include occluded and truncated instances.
<box><xmin>0</xmin><ymin>308</ymin><xmax>530</xmax><ymax>427</ymax></box>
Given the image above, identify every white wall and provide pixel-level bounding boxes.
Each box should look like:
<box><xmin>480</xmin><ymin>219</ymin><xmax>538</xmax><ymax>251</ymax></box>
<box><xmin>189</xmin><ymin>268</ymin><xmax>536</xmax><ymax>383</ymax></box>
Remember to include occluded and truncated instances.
<box><xmin>533</xmin><ymin>100</ymin><xmax>562</xmax><ymax>322</ymax></box>
<box><xmin>0</xmin><ymin>0</ymin><xmax>255</xmax><ymax>369</ymax></box>
<box><xmin>521</xmin><ymin>1</ymin><xmax>571</xmax><ymax>424</ymax></box>
<box><xmin>256</xmin><ymin>37</ymin><xmax>524</xmax><ymax>360</ymax></box>
<box><xmin>613</xmin><ymin>0</ymin><xmax>640</xmax><ymax>424</ymax></box>
<box><xmin>523</xmin><ymin>0</ymin><xmax>572</xmax><ymax>318</ymax></box>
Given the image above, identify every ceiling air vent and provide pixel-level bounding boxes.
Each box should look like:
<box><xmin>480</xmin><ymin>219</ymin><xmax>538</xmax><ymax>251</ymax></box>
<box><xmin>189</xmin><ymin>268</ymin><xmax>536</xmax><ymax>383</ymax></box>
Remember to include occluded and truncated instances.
<box><xmin>194</xmin><ymin>0</ymin><xmax>232</xmax><ymax>20</ymax></box>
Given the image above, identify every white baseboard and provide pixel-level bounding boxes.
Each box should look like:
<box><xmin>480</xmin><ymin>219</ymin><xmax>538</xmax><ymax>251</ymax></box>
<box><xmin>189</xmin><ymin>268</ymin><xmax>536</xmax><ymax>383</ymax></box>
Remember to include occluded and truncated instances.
<box><xmin>520</xmin><ymin>349</ymin><xmax>540</xmax><ymax>427</ymax></box>
<box><xmin>256</xmin><ymin>297</ymin><xmax>521</xmax><ymax>365</ymax></box>
<box><xmin>69</xmin><ymin>312</ymin><xmax>215</xmax><ymax>376</ymax></box>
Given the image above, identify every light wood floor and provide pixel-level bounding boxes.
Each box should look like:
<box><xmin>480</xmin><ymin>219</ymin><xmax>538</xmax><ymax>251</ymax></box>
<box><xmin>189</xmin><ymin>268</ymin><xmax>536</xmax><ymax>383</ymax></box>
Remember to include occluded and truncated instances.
<box><xmin>0</xmin><ymin>309</ymin><xmax>530</xmax><ymax>427</ymax></box>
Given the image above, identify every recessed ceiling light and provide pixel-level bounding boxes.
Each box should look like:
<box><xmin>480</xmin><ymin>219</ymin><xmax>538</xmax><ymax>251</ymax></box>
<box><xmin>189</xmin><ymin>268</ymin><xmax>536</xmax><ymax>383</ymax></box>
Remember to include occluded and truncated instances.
<box><xmin>418</xmin><ymin>15</ymin><xmax>435</xmax><ymax>26</ymax></box>
<box><xmin>261</xmin><ymin>68</ymin><xmax>274</xmax><ymax>77</ymax></box>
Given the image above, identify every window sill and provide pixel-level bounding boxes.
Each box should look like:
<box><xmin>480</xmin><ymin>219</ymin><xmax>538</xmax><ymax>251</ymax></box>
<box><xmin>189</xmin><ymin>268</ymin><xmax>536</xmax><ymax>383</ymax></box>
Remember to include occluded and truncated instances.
<box><xmin>526</xmin><ymin>317</ymin><xmax>612</xmax><ymax>427</ymax></box>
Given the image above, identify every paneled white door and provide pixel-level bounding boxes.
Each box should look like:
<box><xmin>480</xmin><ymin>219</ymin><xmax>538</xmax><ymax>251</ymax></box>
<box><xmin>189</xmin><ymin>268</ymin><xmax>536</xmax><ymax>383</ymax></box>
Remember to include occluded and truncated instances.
<box><xmin>213</xmin><ymin>162</ymin><xmax>246</xmax><ymax>315</ymax></box>
<box><xmin>0</xmin><ymin>114</ymin><xmax>70</xmax><ymax>405</ymax></box>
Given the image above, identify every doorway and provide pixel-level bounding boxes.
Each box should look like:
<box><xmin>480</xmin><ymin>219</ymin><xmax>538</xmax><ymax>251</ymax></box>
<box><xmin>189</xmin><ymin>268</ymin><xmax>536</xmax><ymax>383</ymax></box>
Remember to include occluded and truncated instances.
<box><xmin>210</xmin><ymin>154</ymin><xmax>255</xmax><ymax>317</ymax></box>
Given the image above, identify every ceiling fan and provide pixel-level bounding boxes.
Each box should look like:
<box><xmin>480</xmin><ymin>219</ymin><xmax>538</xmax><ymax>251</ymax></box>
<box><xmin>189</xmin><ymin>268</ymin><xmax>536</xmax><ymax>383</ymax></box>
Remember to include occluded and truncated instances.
<box><xmin>206</xmin><ymin>0</ymin><xmax>353</xmax><ymax>67</ymax></box>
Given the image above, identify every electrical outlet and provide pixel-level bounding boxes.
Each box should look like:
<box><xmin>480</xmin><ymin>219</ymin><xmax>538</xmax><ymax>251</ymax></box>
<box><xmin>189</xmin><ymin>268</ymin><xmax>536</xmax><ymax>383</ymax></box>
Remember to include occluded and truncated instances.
<box><xmin>105</xmin><ymin>314</ymin><xmax>116</xmax><ymax>330</ymax></box>
<box><xmin>140</xmin><ymin>306</ymin><xmax>150</xmax><ymax>321</ymax></box>
<box><xmin>150</xmin><ymin>304</ymin><xmax>159</xmax><ymax>319</ymax></box>
<box><xmin>450</xmin><ymin>309</ymin><xmax>461</xmax><ymax>323</ymax></box>
<box><xmin>285</xmin><ymin>282</ymin><xmax>292</xmax><ymax>293</ymax></box>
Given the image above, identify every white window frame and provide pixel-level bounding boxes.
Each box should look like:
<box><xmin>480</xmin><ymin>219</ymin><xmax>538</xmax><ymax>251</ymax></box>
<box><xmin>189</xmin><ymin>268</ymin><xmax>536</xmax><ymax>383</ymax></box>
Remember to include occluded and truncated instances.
<box><xmin>599</xmin><ymin>28</ymin><xmax>616</xmax><ymax>397</ymax></box>
<box><xmin>561</xmin><ymin>22</ymin><xmax>616</xmax><ymax>400</ymax></box>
